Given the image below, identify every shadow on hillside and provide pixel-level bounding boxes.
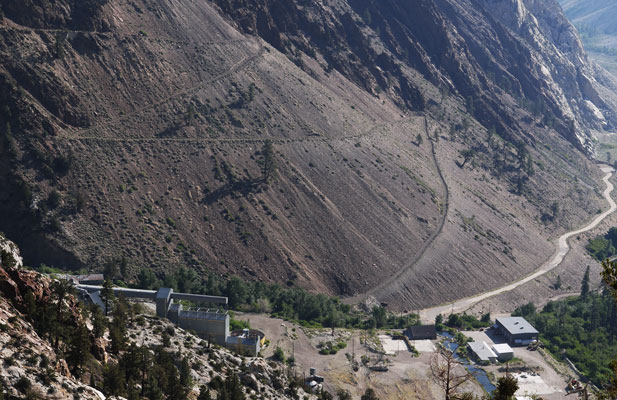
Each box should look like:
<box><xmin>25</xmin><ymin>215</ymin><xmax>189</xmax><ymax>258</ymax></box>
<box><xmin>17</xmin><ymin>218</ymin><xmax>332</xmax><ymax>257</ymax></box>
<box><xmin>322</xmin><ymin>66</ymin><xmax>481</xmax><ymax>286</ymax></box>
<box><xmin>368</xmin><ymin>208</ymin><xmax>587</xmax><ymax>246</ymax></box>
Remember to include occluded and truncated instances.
<box><xmin>201</xmin><ymin>179</ymin><xmax>263</xmax><ymax>204</ymax></box>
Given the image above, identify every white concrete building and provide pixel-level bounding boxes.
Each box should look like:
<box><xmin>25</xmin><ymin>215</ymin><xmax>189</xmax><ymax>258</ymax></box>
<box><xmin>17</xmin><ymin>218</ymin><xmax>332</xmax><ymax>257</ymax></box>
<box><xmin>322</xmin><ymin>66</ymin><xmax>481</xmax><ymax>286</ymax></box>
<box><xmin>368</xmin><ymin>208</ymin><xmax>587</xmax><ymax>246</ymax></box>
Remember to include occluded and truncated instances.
<box><xmin>492</xmin><ymin>343</ymin><xmax>514</xmax><ymax>362</ymax></box>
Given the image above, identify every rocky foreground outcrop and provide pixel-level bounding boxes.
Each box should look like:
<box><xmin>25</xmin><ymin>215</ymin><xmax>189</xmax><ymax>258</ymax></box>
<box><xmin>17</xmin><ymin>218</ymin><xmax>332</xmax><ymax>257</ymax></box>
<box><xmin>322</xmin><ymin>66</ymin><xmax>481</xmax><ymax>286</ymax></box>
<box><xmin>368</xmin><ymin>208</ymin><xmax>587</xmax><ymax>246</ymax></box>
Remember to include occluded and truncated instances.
<box><xmin>0</xmin><ymin>235</ymin><xmax>316</xmax><ymax>399</ymax></box>
<box><xmin>0</xmin><ymin>234</ymin><xmax>104</xmax><ymax>399</ymax></box>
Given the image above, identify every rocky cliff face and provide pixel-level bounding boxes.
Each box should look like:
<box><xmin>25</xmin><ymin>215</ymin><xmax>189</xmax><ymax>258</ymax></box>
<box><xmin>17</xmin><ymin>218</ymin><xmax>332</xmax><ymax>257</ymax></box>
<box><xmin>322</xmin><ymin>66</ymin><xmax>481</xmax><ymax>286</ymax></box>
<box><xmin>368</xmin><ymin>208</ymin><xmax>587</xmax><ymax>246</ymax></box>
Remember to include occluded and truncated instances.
<box><xmin>0</xmin><ymin>0</ymin><xmax>111</xmax><ymax>31</ymax></box>
<box><xmin>213</xmin><ymin>0</ymin><xmax>616</xmax><ymax>152</ymax></box>
<box><xmin>0</xmin><ymin>0</ymin><xmax>612</xmax><ymax>308</ymax></box>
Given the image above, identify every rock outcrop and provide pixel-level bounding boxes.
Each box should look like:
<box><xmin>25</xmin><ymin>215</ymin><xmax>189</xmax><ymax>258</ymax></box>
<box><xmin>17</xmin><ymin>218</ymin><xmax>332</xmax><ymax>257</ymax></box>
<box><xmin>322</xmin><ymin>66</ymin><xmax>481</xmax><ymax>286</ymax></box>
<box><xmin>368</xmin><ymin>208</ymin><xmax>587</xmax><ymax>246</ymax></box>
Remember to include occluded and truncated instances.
<box><xmin>0</xmin><ymin>238</ymin><xmax>313</xmax><ymax>399</ymax></box>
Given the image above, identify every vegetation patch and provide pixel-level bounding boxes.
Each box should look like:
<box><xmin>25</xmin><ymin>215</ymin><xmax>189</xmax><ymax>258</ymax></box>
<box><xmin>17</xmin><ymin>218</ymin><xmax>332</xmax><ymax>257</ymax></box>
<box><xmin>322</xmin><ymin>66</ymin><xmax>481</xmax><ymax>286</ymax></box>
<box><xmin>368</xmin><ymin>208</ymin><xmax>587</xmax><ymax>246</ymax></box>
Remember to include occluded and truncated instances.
<box><xmin>586</xmin><ymin>227</ymin><xmax>617</xmax><ymax>260</ymax></box>
<box><xmin>513</xmin><ymin>270</ymin><xmax>615</xmax><ymax>387</ymax></box>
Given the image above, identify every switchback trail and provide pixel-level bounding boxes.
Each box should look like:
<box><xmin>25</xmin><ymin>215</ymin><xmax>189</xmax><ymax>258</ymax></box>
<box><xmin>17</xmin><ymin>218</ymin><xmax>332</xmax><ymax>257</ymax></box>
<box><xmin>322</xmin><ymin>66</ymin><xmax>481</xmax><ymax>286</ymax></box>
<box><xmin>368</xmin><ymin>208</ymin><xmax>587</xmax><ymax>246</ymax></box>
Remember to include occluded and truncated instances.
<box><xmin>62</xmin><ymin>38</ymin><xmax>265</xmax><ymax>139</ymax></box>
<box><xmin>346</xmin><ymin>116</ymin><xmax>450</xmax><ymax>304</ymax></box>
<box><xmin>420</xmin><ymin>164</ymin><xmax>616</xmax><ymax>323</ymax></box>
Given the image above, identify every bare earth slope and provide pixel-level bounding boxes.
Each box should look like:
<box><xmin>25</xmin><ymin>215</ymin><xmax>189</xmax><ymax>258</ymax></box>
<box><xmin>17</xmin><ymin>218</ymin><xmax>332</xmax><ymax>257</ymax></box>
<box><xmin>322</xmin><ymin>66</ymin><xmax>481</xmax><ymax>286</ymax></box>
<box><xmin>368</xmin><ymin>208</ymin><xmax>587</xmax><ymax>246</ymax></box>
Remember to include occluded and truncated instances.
<box><xmin>0</xmin><ymin>0</ymin><xmax>614</xmax><ymax>308</ymax></box>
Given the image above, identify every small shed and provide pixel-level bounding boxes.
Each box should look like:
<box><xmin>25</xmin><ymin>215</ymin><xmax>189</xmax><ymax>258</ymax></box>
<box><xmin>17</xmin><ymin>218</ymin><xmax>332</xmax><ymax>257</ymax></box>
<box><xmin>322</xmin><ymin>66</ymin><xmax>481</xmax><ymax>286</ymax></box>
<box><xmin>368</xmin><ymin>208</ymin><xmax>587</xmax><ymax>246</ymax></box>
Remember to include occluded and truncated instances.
<box><xmin>404</xmin><ymin>325</ymin><xmax>437</xmax><ymax>340</ymax></box>
<box><xmin>468</xmin><ymin>341</ymin><xmax>497</xmax><ymax>363</ymax></box>
<box><xmin>77</xmin><ymin>274</ymin><xmax>105</xmax><ymax>285</ymax></box>
<box><xmin>492</xmin><ymin>343</ymin><xmax>514</xmax><ymax>362</ymax></box>
<box><xmin>226</xmin><ymin>335</ymin><xmax>260</xmax><ymax>357</ymax></box>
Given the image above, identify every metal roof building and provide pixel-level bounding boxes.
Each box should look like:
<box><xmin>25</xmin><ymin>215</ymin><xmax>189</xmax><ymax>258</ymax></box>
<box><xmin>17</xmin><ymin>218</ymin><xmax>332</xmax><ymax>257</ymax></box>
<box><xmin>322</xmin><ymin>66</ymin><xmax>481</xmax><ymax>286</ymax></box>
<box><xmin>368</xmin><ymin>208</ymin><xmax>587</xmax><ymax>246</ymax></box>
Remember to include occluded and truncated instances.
<box><xmin>495</xmin><ymin>317</ymin><xmax>539</xmax><ymax>346</ymax></box>
<box><xmin>404</xmin><ymin>325</ymin><xmax>437</xmax><ymax>340</ymax></box>
<box><xmin>468</xmin><ymin>341</ymin><xmax>497</xmax><ymax>363</ymax></box>
<box><xmin>491</xmin><ymin>343</ymin><xmax>514</xmax><ymax>362</ymax></box>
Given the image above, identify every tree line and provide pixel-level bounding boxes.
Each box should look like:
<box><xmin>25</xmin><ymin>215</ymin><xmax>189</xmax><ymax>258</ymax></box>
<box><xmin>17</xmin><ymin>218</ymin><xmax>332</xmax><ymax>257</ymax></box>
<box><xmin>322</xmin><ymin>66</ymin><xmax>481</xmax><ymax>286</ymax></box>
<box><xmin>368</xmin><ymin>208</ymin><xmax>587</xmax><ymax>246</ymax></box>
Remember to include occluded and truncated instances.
<box><xmin>513</xmin><ymin>267</ymin><xmax>617</xmax><ymax>388</ymax></box>
<box><xmin>133</xmin><ymin>266</ymin><xmax>417</xmax><ymax>330</ymax></box>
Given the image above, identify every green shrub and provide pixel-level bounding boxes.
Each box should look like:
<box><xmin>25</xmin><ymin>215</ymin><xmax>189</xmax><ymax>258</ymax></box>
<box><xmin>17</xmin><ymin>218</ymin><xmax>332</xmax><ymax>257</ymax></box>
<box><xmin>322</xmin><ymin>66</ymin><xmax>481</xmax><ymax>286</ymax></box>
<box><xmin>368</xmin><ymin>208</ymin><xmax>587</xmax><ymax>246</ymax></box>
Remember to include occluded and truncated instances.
<box><xmin>273</xmin><ymin>346</ymin><xmax>285</xmax><ymax>362</ymax></box>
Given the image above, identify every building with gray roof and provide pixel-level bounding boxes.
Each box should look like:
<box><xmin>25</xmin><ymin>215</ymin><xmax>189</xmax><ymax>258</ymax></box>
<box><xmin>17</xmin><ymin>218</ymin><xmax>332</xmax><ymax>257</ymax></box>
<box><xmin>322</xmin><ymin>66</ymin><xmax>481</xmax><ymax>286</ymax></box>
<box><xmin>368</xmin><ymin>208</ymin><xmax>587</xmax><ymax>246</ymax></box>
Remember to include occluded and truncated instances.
<box><xmin>77</xmin><ymin>285</ymin><xmax>231</xmax><ymax>346</ymax></box>
<box><xmin>495</xmin><ymin>317</ymin><xmax>539</xmax><ymax>346</ymax></box>
<box><xmin>468</xmin><ymin>341</ymin><xmax>497</xmax><ymax>363</ymax></box>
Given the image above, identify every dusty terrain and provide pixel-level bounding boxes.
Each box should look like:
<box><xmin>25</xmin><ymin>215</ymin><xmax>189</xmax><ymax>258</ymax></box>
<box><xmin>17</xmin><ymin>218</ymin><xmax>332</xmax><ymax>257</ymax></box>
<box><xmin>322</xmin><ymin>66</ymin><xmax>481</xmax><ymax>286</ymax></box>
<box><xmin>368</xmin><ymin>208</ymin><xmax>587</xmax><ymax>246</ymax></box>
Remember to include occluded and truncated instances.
<box><xmin>241</xmin><ymin>313</ymin><xmax>484</xmax><ymax>400</ymax></box>
<box><xmin>0</xmin><ymin>0</ymin><xmax>616</xmax><ymax>311</ymax></box>
<box><xmin>464</xmin><ymin>329</ymin><xmax>581</xmax><ymax>400</ymax></box>
<box><xmin>420</xmin><ymin>165</ymin><xmax>616</xmax><ymax>321</ymax></box>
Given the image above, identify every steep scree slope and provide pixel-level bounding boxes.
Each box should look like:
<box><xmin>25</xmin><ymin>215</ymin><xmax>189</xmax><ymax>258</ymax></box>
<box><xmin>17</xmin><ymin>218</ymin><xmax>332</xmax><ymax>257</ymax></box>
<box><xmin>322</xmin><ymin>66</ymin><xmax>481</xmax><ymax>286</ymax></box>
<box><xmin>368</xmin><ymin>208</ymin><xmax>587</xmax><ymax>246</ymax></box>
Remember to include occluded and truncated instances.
<box><xmin>0</xmin><ymin>0</ymin><xmax>612</xmax><ymax>308</ymax></box>
<box><xmin>213</xmin><ymin>0</ymin><xmax>616</xmax><ymax>152</ymax></box>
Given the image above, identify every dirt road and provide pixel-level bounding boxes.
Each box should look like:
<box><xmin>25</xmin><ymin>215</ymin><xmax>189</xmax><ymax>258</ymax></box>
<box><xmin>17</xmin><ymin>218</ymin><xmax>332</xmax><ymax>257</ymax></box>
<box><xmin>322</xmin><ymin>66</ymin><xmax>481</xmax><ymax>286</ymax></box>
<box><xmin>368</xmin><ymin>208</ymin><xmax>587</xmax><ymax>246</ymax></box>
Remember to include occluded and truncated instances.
<box><xmin>420</xmin><ymin>164</ymin><xmax>616</xmax><ymax>323</ymax></box>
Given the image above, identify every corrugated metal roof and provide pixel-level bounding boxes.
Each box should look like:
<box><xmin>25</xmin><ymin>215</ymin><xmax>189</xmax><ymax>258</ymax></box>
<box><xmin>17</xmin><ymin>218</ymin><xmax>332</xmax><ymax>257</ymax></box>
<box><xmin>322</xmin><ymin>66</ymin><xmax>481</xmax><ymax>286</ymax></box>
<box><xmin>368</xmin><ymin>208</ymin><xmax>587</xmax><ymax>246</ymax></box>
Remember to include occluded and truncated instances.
<box><xmin>468</xmin><ymin>341</ymin><xmax>497</xmax><ymax>361</ymax></box>
<box><xmin>406</xmin><ymin>325</ymin><xmax>436</xmax><ymax>339</ymax></box>
<box><xmin>497</xmin><ymin>317</ymin><xmax>538</xmax><ymax>335</ymax></box>
<box><xmin>179</xmin><ymin>310</ymin><xmax>228</xmax><ymax>321</ymax></box>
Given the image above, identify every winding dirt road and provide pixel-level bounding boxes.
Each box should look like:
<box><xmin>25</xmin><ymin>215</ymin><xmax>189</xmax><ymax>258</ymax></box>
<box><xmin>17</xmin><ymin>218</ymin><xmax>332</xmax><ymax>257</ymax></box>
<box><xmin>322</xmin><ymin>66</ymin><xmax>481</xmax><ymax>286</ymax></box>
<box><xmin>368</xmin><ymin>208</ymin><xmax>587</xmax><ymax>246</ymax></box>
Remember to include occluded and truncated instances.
<box><xmin>420</xmin><ymin>164</ymin><xmax>616</xmax><ymax>323</ymax></box>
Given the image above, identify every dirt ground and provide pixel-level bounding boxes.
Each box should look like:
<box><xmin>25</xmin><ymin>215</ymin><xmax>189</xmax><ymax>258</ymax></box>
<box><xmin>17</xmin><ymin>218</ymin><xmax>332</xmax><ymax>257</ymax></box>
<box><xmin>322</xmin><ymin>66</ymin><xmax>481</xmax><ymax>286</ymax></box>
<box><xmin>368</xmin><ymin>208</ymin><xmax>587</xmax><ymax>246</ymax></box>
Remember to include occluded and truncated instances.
<box><xmin>239</xmin><ymin>313</ymin><xmax>485</xmax><ymax>399</ymax></box>
<box><xmin>463</xmin><ymin>330</ymin><xmax>572</xmax><ymax>400</ymax></box>
<box><xmin>459</xmin><ymin>173</ymin><xmax>617</xmax><ymax>319</ymax></box>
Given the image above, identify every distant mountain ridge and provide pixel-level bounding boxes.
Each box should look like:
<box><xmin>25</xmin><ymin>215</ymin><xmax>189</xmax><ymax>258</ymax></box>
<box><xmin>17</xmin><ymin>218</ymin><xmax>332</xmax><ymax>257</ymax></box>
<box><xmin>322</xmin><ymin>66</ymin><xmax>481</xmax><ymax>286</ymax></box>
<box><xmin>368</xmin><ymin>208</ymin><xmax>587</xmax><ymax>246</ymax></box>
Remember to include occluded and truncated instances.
<box><xmin>559</xmin><ymin>0</ymin><xmax>617</xmax><ymax>35</ymax></box>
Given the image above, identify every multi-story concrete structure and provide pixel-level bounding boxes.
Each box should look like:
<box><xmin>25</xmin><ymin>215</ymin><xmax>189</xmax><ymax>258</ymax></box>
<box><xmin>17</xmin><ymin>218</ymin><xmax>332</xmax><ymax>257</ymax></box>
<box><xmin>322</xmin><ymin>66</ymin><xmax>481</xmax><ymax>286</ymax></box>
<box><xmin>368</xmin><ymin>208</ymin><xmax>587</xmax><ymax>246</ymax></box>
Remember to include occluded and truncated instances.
<box><xmin>77</xmin><ymin>285</ymin><xmax>231</xmax><ymax>346</ymax></box>
<box><xmin>167</xmin><ymin>304</ymin><xmax>229</xmax><ymax>345</ymax></box>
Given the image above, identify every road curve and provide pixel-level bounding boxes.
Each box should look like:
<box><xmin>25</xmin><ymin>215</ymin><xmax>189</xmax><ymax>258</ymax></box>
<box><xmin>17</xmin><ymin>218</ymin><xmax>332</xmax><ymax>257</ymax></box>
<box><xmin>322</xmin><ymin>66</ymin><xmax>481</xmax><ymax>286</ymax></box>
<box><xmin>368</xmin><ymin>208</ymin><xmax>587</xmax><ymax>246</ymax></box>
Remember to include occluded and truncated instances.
<box><xmin>420</xmin><ymin>164</ymin><xmax>616</xmax><ymax>323</ymax></box>
<box><xmin>344</xmin><ymin>116</ymin><xmax>449</xmax><ymax>305</ymax></box>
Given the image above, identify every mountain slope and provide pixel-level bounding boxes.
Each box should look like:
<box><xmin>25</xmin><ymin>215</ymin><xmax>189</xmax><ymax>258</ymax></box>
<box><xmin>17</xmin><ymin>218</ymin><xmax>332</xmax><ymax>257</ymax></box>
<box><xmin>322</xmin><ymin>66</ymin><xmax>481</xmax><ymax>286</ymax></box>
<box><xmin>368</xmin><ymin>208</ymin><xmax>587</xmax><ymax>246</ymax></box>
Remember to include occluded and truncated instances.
<box><xmin>0</xmin><ymin>0</ymin><xmax>614</xmax><ymax>309</ymax></box>
<box><xmin>559</xmin><ymin>0</ymin><xmax>617</xmax><ymax>35</ymax></box>
<box><xmin>558</xmin><ymin>0</ymin><xmax>617</xmax><ymax>77</ymax></box>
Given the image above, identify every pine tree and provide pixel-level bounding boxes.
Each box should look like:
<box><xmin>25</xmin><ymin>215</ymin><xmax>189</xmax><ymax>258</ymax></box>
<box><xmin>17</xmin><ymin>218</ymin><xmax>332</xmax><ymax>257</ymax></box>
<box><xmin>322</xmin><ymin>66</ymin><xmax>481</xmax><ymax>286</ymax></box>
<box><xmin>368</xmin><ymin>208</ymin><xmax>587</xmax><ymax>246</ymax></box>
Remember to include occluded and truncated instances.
<box><xmin>198</xmin><ymin>386</ymin><xmax>212</xmax><ymax>400</ymax></box>
<box><xmin>101</xmin><ymin>278</ymin><xmax>115</xmax><ymax>316</ymax></box>
<box><xmin>493</xmin><ymin>375</ymin><xmax>518</xmax><ymax>400</ymax></box>
<box><xmin>554</xmin><ymin>275</ymin><xmax>562</xmax><ymax>290</ymax></box>
<box><xmin>68</xmin><ymin>323</ymin><xmax>91</xmax><ymax>371</ymax></box>
<box><xmin>179</xmin><ymin>356</ymin><xmax>192</xmax><ymax>387</ymax></box>
<box><xmin>51</xmin><ymin>279</ymin><xmax>74</xmax><ymax>349</ymax></box>
<box><xmin>90</xmin><ymin>304</ymin><xmax>107</xmax><ymax>338</ymax></box>
<box><xmin>109</xmin><ymin>297</ymin><xmax>128</xmax><ymax>353</ymax></box>
<box><xmin>103</xmin><ymin>363</ymin><xmax>126</xmax><ymax>397</ymax></box>
<box><xmin>582</xmin><ymin>265</ymin><xmax>591</xmax><ymax>299</ymax></box>
<box><xmin>258</xmin><ymin>140</ymin><xmax>277</xmax><ymax>183</ymax></box>
<box><xmin>109</xmin><ymin>325</ymin><xmax>127</xmax><ymax>354</ymax></box>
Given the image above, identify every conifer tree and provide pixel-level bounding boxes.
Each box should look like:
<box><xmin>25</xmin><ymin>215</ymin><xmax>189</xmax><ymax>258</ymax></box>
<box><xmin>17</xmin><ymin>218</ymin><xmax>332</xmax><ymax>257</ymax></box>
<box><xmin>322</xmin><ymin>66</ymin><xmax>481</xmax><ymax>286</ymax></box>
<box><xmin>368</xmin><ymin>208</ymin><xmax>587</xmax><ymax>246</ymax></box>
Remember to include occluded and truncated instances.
<box><xmin>68</xmin><ymin>323</ymin><xmax>91</xmax><ymax>371</ymax></box>
<box><xmin>90</xmin><ymin>304</ymin><xmax>107</xmax><ymax>338</ymax></box>
<box><xmin>493</xmin><ymin>375</ymin><xmax>518</xmax><ymax>400</ymax></box>
<box><xmin>101</xmin><ymin>278</ymin><xmax>115</xmax><ymax>316</ymax></box>
<box><xmin>582</xmin><ymin>265</ymin><xmax>591</xmax><ymax>299</ymax></box>
<box><xmin>51</xmin><ymin>279</ymin><xmax>73</xmax><ymax>349</ymax></box>
<box><xmin>258</xmin><ymin>140</ymin><xmax>276</xmax><ymax>183</ymax></box>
